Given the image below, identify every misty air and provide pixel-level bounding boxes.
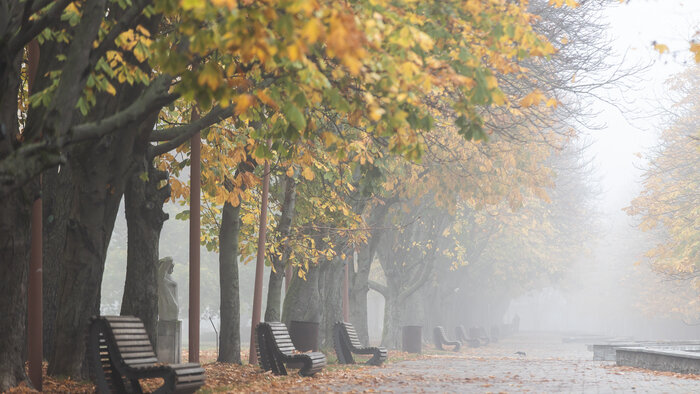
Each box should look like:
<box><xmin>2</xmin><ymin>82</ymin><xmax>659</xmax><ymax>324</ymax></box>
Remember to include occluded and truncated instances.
<box><xmin>1</xmin><ymin>0</ymin><xmax>699</xmax><ymax>392</ymax></box>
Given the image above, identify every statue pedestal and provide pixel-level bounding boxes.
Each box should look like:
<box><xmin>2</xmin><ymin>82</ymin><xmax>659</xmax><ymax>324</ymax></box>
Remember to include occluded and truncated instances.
<box><xmin>157</xmin><ymin>320</ymin><xmax>181</xmax><ymax>363</ymax></box>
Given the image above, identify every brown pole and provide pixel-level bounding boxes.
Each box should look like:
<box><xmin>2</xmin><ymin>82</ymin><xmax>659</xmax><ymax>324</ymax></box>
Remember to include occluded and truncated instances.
<box><xmin>249</xmin><ymin>153</ymin><xmax>271</xmax><ymax>364</ymax></box>
<box><xmin>343</xmin><ymin>263</ymin><xmax>350</xmax><ymax>322</ymax></box>
<box><xmin>189</xmin><ymin>110</ymin><xmax>201</xmax><ymax>363</ymax></box>
<box><xmin>27</xmin><ymin>40</ymin><xmax>42</xmax><ymax>392</ymax></box>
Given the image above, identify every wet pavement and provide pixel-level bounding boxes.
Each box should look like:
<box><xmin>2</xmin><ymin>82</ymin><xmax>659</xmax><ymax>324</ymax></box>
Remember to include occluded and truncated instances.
<box><xmin>326</xmin><ymin>332</ymin><xmax>700</xmax><ymax>393</ymax></box>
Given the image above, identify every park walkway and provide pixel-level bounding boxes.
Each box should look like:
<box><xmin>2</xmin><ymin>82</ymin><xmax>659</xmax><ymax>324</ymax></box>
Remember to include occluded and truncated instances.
<box><xmin>324</xmin><ymin>332</ymin><xmax>700</xmax><ymax>393</ymax></box>
<box><xmin>11</xmin><ymin>332</ymin><xmax>699</xmax><ymax>392</ymax></box>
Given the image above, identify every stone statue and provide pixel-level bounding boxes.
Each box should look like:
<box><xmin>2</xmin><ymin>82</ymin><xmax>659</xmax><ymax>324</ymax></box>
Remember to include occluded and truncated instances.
<box><xmin>157</xmin><ymin>257</ymin><xmax>179</xmax><ymax>321</ymax></box>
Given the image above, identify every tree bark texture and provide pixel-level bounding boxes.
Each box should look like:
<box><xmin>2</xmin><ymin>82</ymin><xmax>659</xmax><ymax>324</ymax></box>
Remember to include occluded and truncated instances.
<box><xmin>121</xmin><ymin>155</ymin><xmax>170</xmax><ymax>345</ymax></box>
<box><xmin>0</xmin><ymin>41</ymin><xmax>31</xmax><ymax>391</ymax></box>
<box><xmin>349</xmin><ymin>247</ymin><xmax>371</xmax><ymax>345</ymax></box>
<box><xmin>264</xmin><ymin>177</ymin><xmax>296</xmax><ymax>322</ymax></box>
<box><xmin>0</xmin><ymin>188</ymin><xmax>33</xmax><ymax>391</ymax></box>
<box><xmin>42</xmin><ymin>165</ymin><xmax>73</xmax><ymax>360</ymax></box>
<box><xmin>282</xmin><ymin>264</ymin><xmax>322</xmax><ymax>325</ymax></box>
<box><xmin>319</xmin><ymin>258</ymin><xmax>345</xmax><ymax>348</ymax></box>
<box><xmin>46</xmin><ymin>5</ymin><xmax>163</xmax><ymax>376</ymax></box>
<box><xmin>218</xmin><ymin>201</ymin><xmax>242</xmax><ymax>363</ymax></box>
<box><xmin>47</xmin><ymin>100</ymin><xmax>158</xmax><ymax>378</ymax></box>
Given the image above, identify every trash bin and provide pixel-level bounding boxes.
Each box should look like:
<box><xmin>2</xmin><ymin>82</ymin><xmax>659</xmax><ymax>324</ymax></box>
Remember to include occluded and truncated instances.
<box><xmin>288</xmin><ymin>320</ymin><xmax>320</xmax><ymax>352</ymax></box>
<box><xmin>402</xmin><ymin>325</ymin><xmax>422</xmax><ymax>354</ymax></box>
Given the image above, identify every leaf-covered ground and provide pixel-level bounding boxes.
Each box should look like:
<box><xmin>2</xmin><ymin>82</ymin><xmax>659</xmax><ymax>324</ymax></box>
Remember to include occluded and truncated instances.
<box><xmin>7</xmin><ymin>334</ymin><xmax>700</xmax><ymax>393</ymax></box>
<box><xmin>7</xmin><ymin>349</ymin><xmax>426</xmax><ymax>393</ymax></box>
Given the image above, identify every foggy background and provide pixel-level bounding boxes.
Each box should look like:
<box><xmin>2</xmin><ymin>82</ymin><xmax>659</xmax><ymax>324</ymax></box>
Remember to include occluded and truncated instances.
<box><xmin>100</xmin><ymin>0</ymin><xmax>700</xmax><ymax>348</ymax></box>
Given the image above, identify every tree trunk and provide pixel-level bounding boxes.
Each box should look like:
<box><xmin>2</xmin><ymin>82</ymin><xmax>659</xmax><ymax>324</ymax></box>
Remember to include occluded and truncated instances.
<box><xmin>47</xmin><ymin>149</ymin><xmax>128</xmax><ymax>377</ymax></box>
<box><xmin>348</xmin><ymin>281</ymin><xmax>369</xmax><ymax>344</ymax></box>
<box><xmin>121</xmin><ymin>156</ymin><xmax>170</xmax><ymax>345</ymax></box>
<box><xmin>282</xmin><ymin>264</ymin><xmax>322</xmax><ymax>325</ymax></box>
<box><xmin>42</xmin><ymin>165</ymin><xmax>73</xmax><ymax>360</ymax></box>
<box><xmin>218</xmin><ymin>201</ymin><xmax>242</xmax><ymax>363</ymax></box>
<box><xmin>380</xmin><ymin>287</ymin><xmax>402</xmax><ymax>349</ymax></box>
<box><xmin>264</xmin><ymin>177</ymin><xmax>296</xmax><ymax>322</ymax></box>
<box><xmin>319</xmin><ymin>258</ymin><xmax>345</xmax><ymax>348</ymax></box>
<box><xmin>0</xmin><ymin>43</ymin><xmax>33</xmax><ymax>391</ymax></box>
<box><xmin>0</xmin><ymin>187</ymin><xmax>33</xmax><ymax>391</ymax></box>
<box><xmin>348</xmin><ymin>197</ymin><xmax>395</xmax><ymax>344</ymax></box>
<box><xmin>47</xmin><ymin>106</ymin><xmax>156</xmax><ymax>377</ymax></box>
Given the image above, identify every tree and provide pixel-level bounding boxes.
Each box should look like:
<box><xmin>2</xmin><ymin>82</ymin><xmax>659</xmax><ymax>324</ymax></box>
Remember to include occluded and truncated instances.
<box><xmin>625</xmin><ymin>65</ymin><xmax>700</xmax><ymax>320</ymax></box>
<box><xmin>0</xmin><ymin>0</ymin><xmax>562</xmax><ymax>387</ymax></box>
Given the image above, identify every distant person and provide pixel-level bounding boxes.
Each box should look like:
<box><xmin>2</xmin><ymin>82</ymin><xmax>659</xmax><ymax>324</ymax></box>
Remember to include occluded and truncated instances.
<box><xmin>512</xmin><ymin>314</ymin><xmax>520</xmax><ymax>332</ymax></box>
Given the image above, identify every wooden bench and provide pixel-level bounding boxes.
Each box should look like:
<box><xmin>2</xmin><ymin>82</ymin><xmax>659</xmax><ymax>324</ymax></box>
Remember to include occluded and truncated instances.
<box><xmin>456</xmin><ymin>325</ymin><xmax>480</xmax><ymax>348</ymax></box>
<box><xmin>255</xmin><ymin>322</ymin><xmax>326</xmax><ymax>376</ymax></box>
<box><xmin>433</xmin><ymin>326</ymin><xmax>461</xmax><ymax>351</ymax></box>
<box><xmin>87</xmin><ymin>315</ymin><xmax>205</xmax><ymax>394</ymax></box>
<box><xmin>469</xmin><ymin>326</ymin><xmax>491</xmax><ymax>346</ymax></box>
<box><xmin>333</xmin><ymin>321</ymin><xmax>387</xmax><ymax>366</ymax></box>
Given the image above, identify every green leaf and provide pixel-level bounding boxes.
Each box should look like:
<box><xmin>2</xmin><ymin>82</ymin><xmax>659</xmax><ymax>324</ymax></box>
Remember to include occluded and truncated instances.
<box><xmin>175</xmin><ymin>210</ymin><xmax>190</xmax><ymax>220</ymax></box>
<box><xmin>282</xmin><ymin>102</ymin><xmax>306</xmax><ymax>131</ymax></box>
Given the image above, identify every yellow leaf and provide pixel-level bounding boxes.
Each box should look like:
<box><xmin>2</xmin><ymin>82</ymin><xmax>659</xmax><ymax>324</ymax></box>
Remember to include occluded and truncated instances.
<box><xmin>104</xmin><ymin>81</ymin><xmax>116</xmax><ymax>96</ymax></box>
<box><xmin>301</xmin><ymin>166</ymin><xmax>315</xmax><ymax>181</ymax></box>
<box><xmin>653</xmin><ymin>43</ymin><xmax>669</xmax><ymax>54</ymax></box>
<box><xmin>560</xmin><ymin>36</ymin><xmax>568</xmax><ymax>45</ymax></box>
<box><xmin>485</xmin><ymin>75</ymin><xmax>498</xmax><ymax>90</ymax></box>
<box><xmin>234</xmin><ymin>94</ymin><xmax>255</xmax><ymax>115</ymax></box>
<box><xmin>286</xmin><ymin>44</ymin><xmax>301</xmax><ymax>62</ymax></box>
<box><xmin>255</xmin><ymin>90</ymin><xmax>278</xmax><ymax>110</ymax></box>
<box><xmin>197</xmin><ymin>63</ymin><xmax>221</xmax><ymax>90</ymax></box>
<box><xmin>301</xmin><ymin>19</ymin><xmax>322</xmax><ymax>44</ymax></box>
<box><xmin>369</xmin><ymin>106</ymin><xmax>385</xmax><ymax>121</ymax></box>
<box><xmin>690</xmin><ymin>42</ymin><xmax>700</xmax><ymax>63</ymax></box>
<box><xmin>135</xmin><ymin>25</ymin><xmax>151</xmax><ymax>37</ymax></box>
<box><xmin>519</xmin><ymin>89</ymin><xmax>545</xmax><ymax>107</ymax></box>
<box><xmin>546</xmin><ymin>98</ymin><xmax>558</xmax><ymax>107</ymax></box>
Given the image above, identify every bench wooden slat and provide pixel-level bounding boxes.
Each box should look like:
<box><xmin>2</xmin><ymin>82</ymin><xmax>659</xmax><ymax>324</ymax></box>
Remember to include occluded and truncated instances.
<box><xmin>87</xmin><ymin>315</ymin><xmax>205</xmax><ymax>394</ymax></box>
<box><xmin>121</xmin><ymin>351</ymin><xmax>156</xmax><ymax>358</ymax></box>
<box><xmin>333</xmin><ymin>321</ymin><xmax>387</xmax><ymax>366</ymax></box>
<box><xmin>255</xmin><ymin>322</ymin><xmax>325</xmax><ymax>376</ymax></box>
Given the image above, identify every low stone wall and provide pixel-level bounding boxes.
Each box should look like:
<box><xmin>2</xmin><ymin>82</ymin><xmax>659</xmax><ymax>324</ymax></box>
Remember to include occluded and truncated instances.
<box><xmin>616</xmin><ymin>347</ymin><xmax>700</xmax><ymax>375</ymax></box>
<box><xmin>592</xmin><ymin>341</ymin><xmax>700</xmax><ymax>361</ymax></box>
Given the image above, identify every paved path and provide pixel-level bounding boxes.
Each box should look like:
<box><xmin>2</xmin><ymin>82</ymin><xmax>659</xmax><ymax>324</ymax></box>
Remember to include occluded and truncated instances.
<box><xmin>327</xmin><ymin>332</ymin><xmax>700</xmax><ymax>393</ymax></box>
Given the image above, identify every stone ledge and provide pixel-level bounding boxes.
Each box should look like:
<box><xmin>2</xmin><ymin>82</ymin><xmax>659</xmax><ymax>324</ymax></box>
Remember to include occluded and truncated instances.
<box><xmin>616</xmin><ymin>346</ymin><xmax>700</xmax><ymax>375</ymax></box>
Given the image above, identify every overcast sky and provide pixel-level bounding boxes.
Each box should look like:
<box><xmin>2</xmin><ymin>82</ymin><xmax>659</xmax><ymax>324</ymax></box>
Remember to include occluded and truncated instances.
<box><xmin>589</xmin><ymin>0</ymin><xmax>700</xmax><ymax>215</ymax></box>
